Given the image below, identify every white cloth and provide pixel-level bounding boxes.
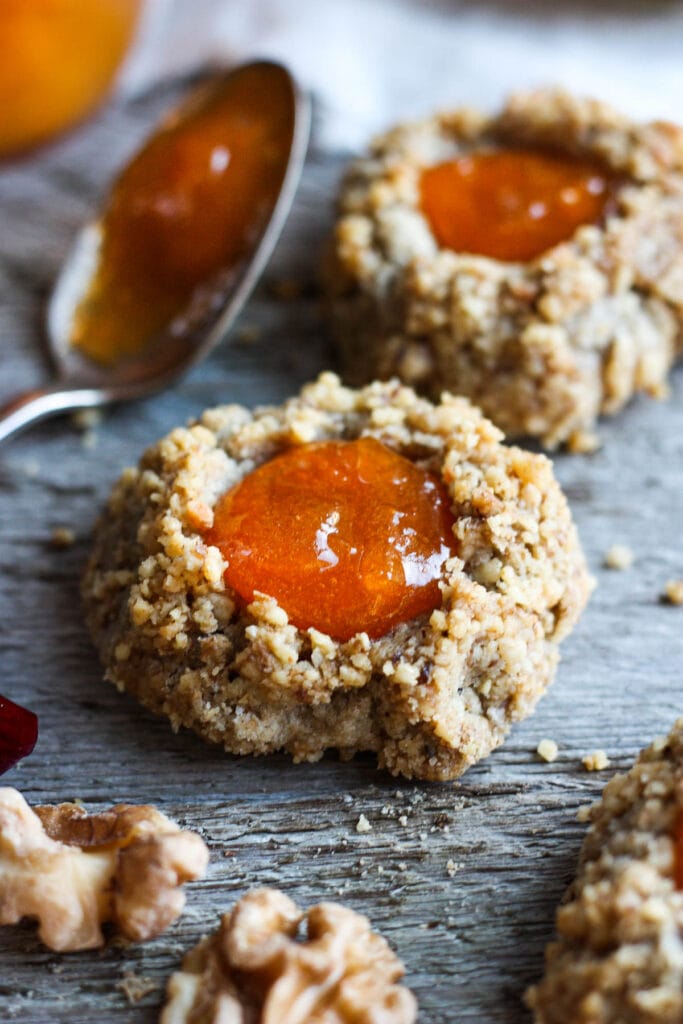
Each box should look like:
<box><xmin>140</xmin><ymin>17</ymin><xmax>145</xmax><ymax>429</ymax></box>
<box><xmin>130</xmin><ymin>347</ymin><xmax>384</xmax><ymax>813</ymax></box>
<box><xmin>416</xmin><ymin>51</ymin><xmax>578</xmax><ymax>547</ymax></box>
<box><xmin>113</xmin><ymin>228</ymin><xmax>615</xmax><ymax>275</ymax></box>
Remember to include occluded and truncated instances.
<box><xmin>123</xmin><ymin>0</ymin><xmax>683</xmax><ymax>151</ymax></box>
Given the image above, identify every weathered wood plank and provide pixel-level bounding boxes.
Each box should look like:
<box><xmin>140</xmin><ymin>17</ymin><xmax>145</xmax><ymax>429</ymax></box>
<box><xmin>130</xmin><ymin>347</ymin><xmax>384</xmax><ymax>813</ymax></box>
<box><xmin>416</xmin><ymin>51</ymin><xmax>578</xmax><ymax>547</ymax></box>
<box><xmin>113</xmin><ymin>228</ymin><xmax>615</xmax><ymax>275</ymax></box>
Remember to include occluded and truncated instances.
<box><xmin>0</xmin><ymin>80</ymin><xmax>682</xmax><ymax>1023</ymax></box>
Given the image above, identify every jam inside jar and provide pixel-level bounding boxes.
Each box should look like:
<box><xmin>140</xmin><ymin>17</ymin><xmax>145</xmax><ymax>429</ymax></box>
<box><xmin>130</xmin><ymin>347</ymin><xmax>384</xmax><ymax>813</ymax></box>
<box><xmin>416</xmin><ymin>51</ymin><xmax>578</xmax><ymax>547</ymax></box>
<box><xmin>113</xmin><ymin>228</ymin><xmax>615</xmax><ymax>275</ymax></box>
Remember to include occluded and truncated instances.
<box><xmin>420</xmin><ymin>148</ymin><xmax>618</xmax><ymax>263</ymax></box>
<box><xmin>207</xmin><ymin>437</ymin><xmax>457</xmax><ymax>642</ymax></box>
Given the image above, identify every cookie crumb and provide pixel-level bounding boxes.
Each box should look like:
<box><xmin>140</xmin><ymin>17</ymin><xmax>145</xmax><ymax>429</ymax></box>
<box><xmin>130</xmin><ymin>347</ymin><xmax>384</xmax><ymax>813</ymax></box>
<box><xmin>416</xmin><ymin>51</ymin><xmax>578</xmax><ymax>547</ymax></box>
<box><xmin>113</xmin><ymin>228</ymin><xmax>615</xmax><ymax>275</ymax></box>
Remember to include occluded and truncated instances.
<box><xmin>576</xmin><ymin>804</ymin><xmax>592</xmax><ymax>823</ymax></box>
<box><xmin>114</xmin><ymin>642</ymin><xmax>131</xmax><ymax>662</ymax></box>
<box><xmin>537</xmin><ymin>738</ymin><xmax>559</xmax><ymax>763</ymax></box>
<box><xmin>662</xmin><ymin>579</ymin><xmax>683</xmax><ymax>605</ymax></box>
<box><xmin>50</xmin><ymin>527</ymin><xmax>75</xmax><ymax>549</ymax></box>
<box><xmin>355</xmin><ymin>814</ymin><xmax>372</xmax><ymax>834</ymax></box>
<box><xmin>567</xmin><ymin>429</ymin><xmax>601</xmax><ymax>455</ymax></box>
<box><xmin>398</xmin><ymin>815</ymin><xmax>408</xmax><ymax>827</ymax></box>
<box><xmin>582</xmin><ymin>749</ymin><xmax>610</xmax><ymax>771</ymax></box>
<box><xmin>71</xmin><ymin>408</ymin><xmax>102</xmax><ymax>431</ymax></box>
<box><xmin>160</xmin><ymin>888</ymin><xmax>417</xmax><ymax>1022</ymax></box>
<box><xmin>446</xmin><ymin>859</ymin><xmax>458</xmax><ymax>877</ymax></box>
<box><xmin>117</xmin><ymin>971</ymin><xmax>157</xmax><ymax>1005</ymax></box>
<box><xmin>603</xmin><ymin>544</ymin><xmax>633</xmax><ymax>570</ymax></box>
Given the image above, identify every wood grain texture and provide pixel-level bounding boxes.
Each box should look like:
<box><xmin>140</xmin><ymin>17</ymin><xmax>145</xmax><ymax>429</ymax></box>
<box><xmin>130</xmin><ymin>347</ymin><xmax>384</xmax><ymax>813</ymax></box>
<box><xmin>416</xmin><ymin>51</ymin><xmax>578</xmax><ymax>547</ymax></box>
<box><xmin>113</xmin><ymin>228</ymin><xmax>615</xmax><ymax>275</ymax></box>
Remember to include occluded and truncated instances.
<box><xmin>0</xmin><ymin>80</ymin><xmax>682</xmax><ymax>1024</ymax></box>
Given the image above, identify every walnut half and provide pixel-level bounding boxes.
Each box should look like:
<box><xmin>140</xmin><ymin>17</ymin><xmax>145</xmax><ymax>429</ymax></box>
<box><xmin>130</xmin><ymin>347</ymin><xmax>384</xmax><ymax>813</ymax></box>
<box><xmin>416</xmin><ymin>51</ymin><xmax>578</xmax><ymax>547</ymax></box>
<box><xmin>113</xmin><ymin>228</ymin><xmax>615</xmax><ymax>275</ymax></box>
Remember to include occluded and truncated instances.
<box><xmin>0</xmin><ymin>786</ymin><xmax>209</xmax><ymax>951</ymax></box>
<box><xmin>161</xmin><ymin>887</ymin><xmax>417</xmax><ymax>1024</ymax></box>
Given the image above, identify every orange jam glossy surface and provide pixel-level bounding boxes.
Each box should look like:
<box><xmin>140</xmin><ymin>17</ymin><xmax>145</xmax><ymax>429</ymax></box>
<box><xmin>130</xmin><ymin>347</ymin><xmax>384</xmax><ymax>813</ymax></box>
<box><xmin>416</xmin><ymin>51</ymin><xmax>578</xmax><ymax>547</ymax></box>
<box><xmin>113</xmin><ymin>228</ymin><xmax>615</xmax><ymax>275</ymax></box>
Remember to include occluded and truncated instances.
<box><xmin>208</xmin><ymin>437</ymin><xmax>457</xmax><ymax>641</ymax></box>
<box><xmin>0</xmin><ymin>0</ymin><xmax>141</xmax><ymax>158</ymax></box>
<box><xmin>420</xmin><ymin>148</ymin><xmax>617</xmax><ymax>262</ymax></box>
<box><xmin>675</xmin><ymin>815</ymin><xmax>683</xmax><ymax>890</ymax></box>
<box><xmin>70</xmin><ymin>63</ymin><xmax>294</xmax><ymax>365</ymax></box>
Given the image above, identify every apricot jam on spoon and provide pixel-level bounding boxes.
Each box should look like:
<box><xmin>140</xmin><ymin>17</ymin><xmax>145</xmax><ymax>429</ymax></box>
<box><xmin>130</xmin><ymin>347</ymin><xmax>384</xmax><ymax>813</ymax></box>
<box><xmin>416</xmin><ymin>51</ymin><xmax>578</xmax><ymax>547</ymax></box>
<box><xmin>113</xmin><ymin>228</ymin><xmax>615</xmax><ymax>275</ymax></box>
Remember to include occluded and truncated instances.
<box><xmin>0</xmin><ymin>61</ymin><xmax>310</xmax><ymax>441</ymax></box>
<box><xmin>420</xmin><ymin>148</ymin><xmax>618</xmax><ymax>263</ymax></box>
<box><xmin>208</xmin><ymin>437</ymin><xmax>457</xmax><ymax>642</ymax></box>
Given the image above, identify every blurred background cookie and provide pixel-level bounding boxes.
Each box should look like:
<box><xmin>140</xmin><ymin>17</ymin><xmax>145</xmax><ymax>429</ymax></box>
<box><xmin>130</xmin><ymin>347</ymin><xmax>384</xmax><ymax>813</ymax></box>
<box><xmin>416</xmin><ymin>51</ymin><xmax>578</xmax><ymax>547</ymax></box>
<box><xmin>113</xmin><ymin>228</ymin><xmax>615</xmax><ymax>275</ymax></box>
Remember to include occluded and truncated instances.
<box><xmin>325</xmin><ymin>89</ymin><xmax>683</xmax><ymax>448</ymax></box>
<box><xmin>527</xmin><ymin>719</ymin><xmax>683</xmax><ymax>1024</ymax></box>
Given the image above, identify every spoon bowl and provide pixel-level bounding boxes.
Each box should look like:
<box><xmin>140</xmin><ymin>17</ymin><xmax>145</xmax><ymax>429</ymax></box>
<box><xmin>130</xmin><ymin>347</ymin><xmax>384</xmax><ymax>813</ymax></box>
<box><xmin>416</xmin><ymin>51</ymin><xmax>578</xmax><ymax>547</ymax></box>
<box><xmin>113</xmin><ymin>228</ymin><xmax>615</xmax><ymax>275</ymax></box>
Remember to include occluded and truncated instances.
<box><xmin>0</xmin><ymin>61</ymin><xmax>311</xmax><ymax>442</ymax></box>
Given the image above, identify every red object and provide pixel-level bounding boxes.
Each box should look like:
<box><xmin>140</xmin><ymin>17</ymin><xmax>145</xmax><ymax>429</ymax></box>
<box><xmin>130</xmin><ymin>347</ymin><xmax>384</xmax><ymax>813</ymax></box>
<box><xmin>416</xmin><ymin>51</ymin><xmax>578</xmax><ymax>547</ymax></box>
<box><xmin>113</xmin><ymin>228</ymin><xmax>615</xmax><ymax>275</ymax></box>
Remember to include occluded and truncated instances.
<box><xmin>0</xmin><ymin>694</ymin><xmax>38</xmax><ymax>775</ymax></box>
<box><xmin>208</xmin><ymin>437</ymin><xmax>456</xmax><ymax>641</ymax></box>
<box><xmin>420</xmin><ymin>148</ymin><xmax>617</xmax><ymax>263</ymax></box>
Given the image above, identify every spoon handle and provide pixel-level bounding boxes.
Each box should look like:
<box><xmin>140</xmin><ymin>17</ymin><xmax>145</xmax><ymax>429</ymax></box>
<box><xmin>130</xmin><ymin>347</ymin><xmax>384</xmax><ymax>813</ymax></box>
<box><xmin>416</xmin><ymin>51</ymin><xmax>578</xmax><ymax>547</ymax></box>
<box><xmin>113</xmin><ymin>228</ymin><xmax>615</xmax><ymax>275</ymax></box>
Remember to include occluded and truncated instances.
<box><xmin>0</xmin><ymin>384</ymin><xmax>103</xmax><ymax>443</ymax></box>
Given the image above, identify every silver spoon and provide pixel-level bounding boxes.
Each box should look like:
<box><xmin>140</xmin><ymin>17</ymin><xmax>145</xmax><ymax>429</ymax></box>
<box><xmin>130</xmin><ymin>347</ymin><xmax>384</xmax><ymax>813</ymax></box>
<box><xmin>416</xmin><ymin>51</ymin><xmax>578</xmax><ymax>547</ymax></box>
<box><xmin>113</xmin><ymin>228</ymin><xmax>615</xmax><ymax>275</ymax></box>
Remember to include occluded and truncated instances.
<box><xmin>0</xmin><ymin>60</ymin><xmax>311</xmax><ymax>443</ymax></box>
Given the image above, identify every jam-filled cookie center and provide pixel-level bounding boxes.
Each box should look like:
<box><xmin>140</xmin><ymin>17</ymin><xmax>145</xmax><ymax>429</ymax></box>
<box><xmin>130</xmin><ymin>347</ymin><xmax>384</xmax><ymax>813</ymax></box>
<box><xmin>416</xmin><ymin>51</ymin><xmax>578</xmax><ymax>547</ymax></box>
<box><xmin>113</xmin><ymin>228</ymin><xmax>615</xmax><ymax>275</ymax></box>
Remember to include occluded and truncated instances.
<box><xmin>208</xmin><ymin>437</ymin><xmax>456</xmax><ymax>641</ymax></box>
<box><xmin>420</xmin><ymin>148</ymin><xmax>617</xmax><ymax>262</ymax></box>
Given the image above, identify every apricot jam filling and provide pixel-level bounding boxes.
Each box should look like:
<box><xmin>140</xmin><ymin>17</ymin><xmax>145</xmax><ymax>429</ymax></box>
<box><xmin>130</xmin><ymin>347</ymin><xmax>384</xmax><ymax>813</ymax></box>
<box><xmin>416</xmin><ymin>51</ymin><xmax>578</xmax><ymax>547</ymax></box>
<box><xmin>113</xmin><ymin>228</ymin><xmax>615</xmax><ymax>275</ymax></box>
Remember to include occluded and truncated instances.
<box><xmin>420</xmin><ymin>148</ymin><xmax>618</xmax><ymax>263</ymax></box>
<box><xmin>207</xmin><ymin>437</ymin><xmax>456</xmax><ymax>641</ymax></box>
<box><xmin>70</xmin><ymin>63</ymin><xmax>294</xmax><ymax>365</ymax></box>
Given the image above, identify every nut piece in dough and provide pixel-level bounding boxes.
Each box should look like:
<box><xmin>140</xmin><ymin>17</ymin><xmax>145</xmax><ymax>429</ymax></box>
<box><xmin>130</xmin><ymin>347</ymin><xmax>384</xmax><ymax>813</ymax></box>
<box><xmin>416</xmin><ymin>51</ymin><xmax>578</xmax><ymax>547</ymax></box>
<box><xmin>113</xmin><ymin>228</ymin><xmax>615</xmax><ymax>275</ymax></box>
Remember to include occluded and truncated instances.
<box><xmin>161</xmin><ymin>887</ymin><xmax>417</xmax><ymax>1024</ymax></box>
<box><xmin>0</xmin><ymin>787</ymin><xmax>208</xmax><ymax>951</ymax></box>
<box><xmin>82</xmin><ymin>374</ymin><xmax>592</xmax><ymax>781</ymax></box>
<box><xmin>325</xmin><ymin>89</ymin><xmax>683</xmax><ymax>448</ymax></box>
<box><xmin>527</xmin><ymin>719</ymin><xmax>683</xmax><ymax>1024</ymax></box>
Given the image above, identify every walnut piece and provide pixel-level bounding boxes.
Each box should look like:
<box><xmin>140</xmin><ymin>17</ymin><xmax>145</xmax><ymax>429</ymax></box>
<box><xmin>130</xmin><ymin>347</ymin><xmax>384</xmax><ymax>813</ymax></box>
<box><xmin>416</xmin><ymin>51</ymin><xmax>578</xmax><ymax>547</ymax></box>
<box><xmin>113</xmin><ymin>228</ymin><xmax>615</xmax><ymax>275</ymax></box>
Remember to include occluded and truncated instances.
<box><xmin>0</xmin><ymin>787</ymin><xmax>208</xmax><ymax>951</ymax></box>
<box><xmin>161</xmin><ymin>887</ymin><xmax>417</xmax><ymax>1024</ymax></box>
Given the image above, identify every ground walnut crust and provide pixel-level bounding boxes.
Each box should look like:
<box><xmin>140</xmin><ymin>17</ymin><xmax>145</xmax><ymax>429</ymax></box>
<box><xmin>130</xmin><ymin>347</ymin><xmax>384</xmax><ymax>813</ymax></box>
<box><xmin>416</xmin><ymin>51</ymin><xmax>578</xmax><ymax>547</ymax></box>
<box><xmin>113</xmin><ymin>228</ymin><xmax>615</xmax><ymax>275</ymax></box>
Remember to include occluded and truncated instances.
<box><xmin>82</xmin><ymin>374</ymin><xmax>591</xmax><ymax>780</ymax></box>
<box><xmin>527</xmin><ymin>720</ymin><xmax>683</xmax><ymax>1024</ymax></box>
<box><xmin>324</xmin><ymin>89</ymin><xmax>683</xmax><ymax>448</ymax></box>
